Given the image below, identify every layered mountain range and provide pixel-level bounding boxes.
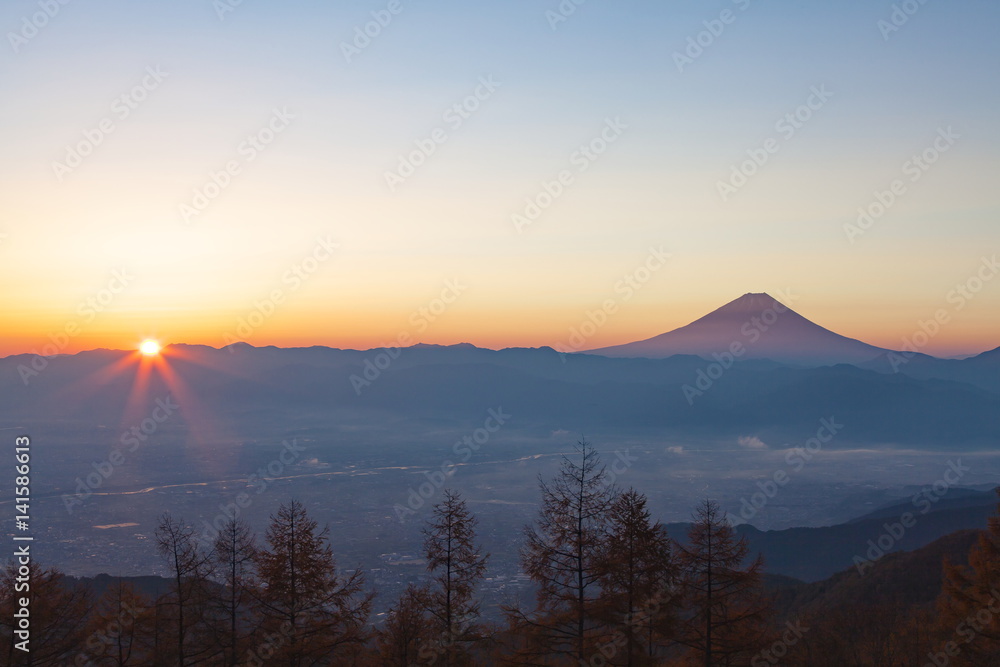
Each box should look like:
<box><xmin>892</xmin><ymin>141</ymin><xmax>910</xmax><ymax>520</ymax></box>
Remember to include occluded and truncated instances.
<box><xmin>2</xmin><ymin>292</ymin><xmax>997</xmax><ymax>451</ymax></box>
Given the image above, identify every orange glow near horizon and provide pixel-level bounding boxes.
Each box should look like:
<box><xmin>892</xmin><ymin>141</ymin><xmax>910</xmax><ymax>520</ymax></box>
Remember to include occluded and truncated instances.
<box><xmin>2</xmin><ymin>297</ymin><xmax>997</xmax><ymax>360</ymax></box>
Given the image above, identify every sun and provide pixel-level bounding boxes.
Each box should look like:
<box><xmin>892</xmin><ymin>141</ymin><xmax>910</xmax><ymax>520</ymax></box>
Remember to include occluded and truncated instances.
<box><xmin>139</xmin><ymin>339</ymin><xmax>161</xmax><ymax>356</ymax></box>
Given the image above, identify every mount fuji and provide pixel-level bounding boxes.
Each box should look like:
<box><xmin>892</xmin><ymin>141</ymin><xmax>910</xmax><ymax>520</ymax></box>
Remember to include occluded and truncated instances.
<box><xmin>589</xmin><ymin>292</ymin><xmax>892</xmax><ymax>367</ymax></box>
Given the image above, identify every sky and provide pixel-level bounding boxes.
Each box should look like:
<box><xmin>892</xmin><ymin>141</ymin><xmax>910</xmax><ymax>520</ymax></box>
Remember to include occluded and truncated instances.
<box><xmin>1</xmin><ymin>0</ymin><xmax>998</xmax><ymax>358</ymax></box>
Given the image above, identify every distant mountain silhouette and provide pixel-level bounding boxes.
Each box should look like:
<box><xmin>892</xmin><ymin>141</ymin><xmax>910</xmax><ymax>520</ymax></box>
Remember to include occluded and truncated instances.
<box><xmin>590</xmin><ymin>292</ymin><xmax>891</xmax><ymax>366</ymax></box>
<box><xmin>771</xmin><ymin>528</ymin><xmax>980</xmax><ymax>619</ymax></box>
<box><xmin>668</xmin><ymin>488</ymin><xmax>998</xmax><ymax>582</ymax></box>
<box><xmin>972</xmin><ymin>345</ymin><xmax>1000</xmax><ymax>362</ymax></box>
<box><xmin>844</xmin><ymin>487</ymin><xmax>999</xmax><ymax>524</ymax></box>
<box><xmin>861</xmin><ymin>342</ymin><xmax>1000</xmax><ymax>394</ymax></box>
<box><xmin>3</xmin><ymin>341</ymin><xmax>1000</xmax><ymax>448</ymax></box>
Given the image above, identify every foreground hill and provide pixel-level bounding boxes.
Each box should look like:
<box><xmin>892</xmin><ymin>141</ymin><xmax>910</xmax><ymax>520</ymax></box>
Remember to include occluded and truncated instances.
<box><xmin>667</xmin><ymin>488</ymin><xmax>998</xmax><ymax>582</ymax></box>
<box><xmin>774</xmin><ymin>529</ymin><xmax>978</xmax><ymax>618</ymax></box>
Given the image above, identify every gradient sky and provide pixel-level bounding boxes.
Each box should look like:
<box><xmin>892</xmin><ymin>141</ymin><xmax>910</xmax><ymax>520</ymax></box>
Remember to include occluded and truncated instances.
<box><xmin>2</xmin><ymin>0</ymin><xmax>998</xmax><ymax>358</ymax></box>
